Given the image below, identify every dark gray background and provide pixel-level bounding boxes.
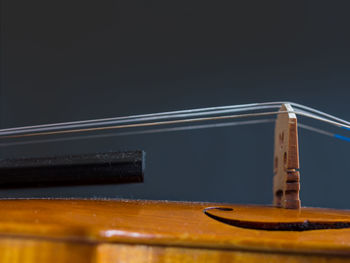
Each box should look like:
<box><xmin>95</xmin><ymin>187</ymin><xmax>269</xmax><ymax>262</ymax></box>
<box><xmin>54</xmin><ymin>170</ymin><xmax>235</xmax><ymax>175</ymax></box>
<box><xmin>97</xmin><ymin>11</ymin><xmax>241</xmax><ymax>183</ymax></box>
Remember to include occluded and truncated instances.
<box><xmin>1</xmin><ymin>1</ymin><xmax>350</xmax><ymax>208</ymax></box>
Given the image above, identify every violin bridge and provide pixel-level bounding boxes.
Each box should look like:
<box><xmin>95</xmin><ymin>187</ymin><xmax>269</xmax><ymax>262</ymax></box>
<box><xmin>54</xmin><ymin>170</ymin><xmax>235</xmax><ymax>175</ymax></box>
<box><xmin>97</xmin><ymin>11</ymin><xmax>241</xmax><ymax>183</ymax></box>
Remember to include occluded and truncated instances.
<box><xmin>273</xmin><ymin>104</ymin><xmax>301</xmax><ymax>209</ymax></box>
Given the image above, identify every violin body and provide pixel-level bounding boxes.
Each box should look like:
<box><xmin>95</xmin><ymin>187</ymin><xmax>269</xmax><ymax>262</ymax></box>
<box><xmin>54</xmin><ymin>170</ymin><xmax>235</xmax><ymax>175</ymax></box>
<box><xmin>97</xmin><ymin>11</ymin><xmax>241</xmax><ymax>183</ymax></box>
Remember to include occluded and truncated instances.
<box><xmin>1</xmin><ymin>104</ymin><xmax>350</xmax><ymax>261</ymax></box>
<box><xmin>1</xmin><ymin>199</ymin><xmax>350</xmax><ymax>262</ymax></box>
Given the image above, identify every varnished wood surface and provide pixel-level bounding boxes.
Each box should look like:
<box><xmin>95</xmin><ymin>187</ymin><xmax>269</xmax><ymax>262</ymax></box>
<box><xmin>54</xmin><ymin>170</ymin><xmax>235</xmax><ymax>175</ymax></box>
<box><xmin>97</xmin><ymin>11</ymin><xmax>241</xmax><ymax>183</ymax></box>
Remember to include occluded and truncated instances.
<box><xmin>96</xmin><ymin>243</ymin><xmax>350</xmax><ymax>263</ymax></box>
<box><xmin>2</xmin><ymin>238</ymin><xmax>350</xmax><ymax>263</ymax></box>
<box><xmin>0</xmin><ymin>199</ymin><xmax>350</xmax><ymax>258</ymax></box>
<box><xmin>0</xmin><ymin>236</ymin><xmax>94</xmax><ymax>263</ymax></box>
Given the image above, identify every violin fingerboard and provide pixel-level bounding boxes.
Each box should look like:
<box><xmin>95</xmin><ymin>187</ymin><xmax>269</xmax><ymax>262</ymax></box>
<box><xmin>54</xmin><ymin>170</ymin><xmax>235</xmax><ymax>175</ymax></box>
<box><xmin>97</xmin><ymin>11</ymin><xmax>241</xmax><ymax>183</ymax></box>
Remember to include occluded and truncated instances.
<box><xmin>0</xmin><ymin>151</ymin><xmax>145</xmax><ymax>188</ymax></box>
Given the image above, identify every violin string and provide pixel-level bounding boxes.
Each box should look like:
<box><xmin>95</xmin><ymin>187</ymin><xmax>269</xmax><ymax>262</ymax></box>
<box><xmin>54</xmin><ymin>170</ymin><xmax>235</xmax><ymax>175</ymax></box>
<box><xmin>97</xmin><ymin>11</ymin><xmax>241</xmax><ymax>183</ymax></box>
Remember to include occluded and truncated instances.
<box><xmin>291</xmin><ymin>102</ymin><xmax>350</xmax><ymax>126</ymax></box>
<box><xmin>1</xmin><ymin>101</ymin><xmax>348</xmax><ymax>135</ymax></box>
<box><xmin>1</xmin><ymin>118</ymin><xmax>349</xmax><ymax>147</ymax></box>
<box><xmin>0</xmin><ymin>105</ymin><xmax>282</xmax><ymax>136</ymax></box>
<box><xmin>0</xmin><ymin>102</ymin><xmax>284</xmax><ymax>133</ymax></box>
<box><xmin>0</xmin><ymin>102</ymin><xmax>349</xmax><ymax>140</ymax></box>
<box><xmin>1</xmin><ymin>109</ymin><xmax>349</xmax><ymax>139</ymax></box>
<box><xmin>3</xmin><ymin>101</ymin><xmax>348</xmax><ymax>133</ymax></box>
<box><xmin>298</xmin><ymin>123</ymin><xmax>334</xmax><ymax>137</ymax></box>
<box><xmin>0</xmin><ymin>119</ymin><xmax>275</xmax><ymax>147</ymax></box>
<box><xmin>0</xmin><ymin>111</ymin><xmax>287</xmax><ymax>139</ymax></box>
<box><xmin>298</xmin><ymin>123</ymin><xmax>350</xmax><ymax>143</ymax></box>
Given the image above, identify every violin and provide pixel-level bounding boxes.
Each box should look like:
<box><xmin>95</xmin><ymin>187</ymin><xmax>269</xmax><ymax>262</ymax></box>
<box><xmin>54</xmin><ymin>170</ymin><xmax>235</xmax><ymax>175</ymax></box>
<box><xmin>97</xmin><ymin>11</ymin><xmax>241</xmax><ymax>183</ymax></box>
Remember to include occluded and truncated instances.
<box><xmin>0</xmin><ymin>102</ymin><xmax>350</xmax><ymax>262</ymax></box>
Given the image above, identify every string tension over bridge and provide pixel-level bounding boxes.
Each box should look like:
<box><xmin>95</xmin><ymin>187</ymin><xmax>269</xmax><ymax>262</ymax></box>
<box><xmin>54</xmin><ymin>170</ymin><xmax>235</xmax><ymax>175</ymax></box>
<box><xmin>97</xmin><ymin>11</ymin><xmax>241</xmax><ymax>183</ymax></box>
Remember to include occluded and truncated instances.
<box><xmin>0</xmin><ymin>102</ymin><xmax>349</xmax><ymax>209</ymax></box>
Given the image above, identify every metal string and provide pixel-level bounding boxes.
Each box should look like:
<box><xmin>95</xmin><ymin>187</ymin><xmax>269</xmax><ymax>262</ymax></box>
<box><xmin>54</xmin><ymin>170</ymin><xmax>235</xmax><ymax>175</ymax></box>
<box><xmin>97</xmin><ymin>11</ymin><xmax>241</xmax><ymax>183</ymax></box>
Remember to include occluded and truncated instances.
<box><xmin>1</xmin><ymin>101</ymin><xmax>349</xmax><ymax>134</ymax></box>
<box><xmin>0</xmin><ymin>119</ymin><xmax>275</xmax><ymax>147</ymax></box>
<box><xmin>0</xmin><ymin>102</ymin><xmax>349</xmax><ymax>143</ymax></box>
<box><xmin>1</xmin><ymin>117</ymin><xmax>349</xmax><ymax>147</ymax></box>
<box><xmin>0</xmin><ymin>102</ymin><xmax>283</xmax><ymax>133</ymax></box>
<box><xmin>0</xmin><ymin>111</ymin><xmax>287</xmax><ymax>139</ymax></box>
<box><xmin>0</xmin><ymin>104</ymin><xmax>282</xmax><ymax>136</ymax></box>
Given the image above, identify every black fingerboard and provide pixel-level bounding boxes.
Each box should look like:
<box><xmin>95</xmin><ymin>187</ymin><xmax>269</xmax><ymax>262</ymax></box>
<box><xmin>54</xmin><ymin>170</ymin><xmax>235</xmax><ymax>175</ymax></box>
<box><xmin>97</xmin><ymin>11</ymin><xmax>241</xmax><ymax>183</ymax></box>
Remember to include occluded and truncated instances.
<box><xmin>0</xmin><ymin>151</ymin><xmax>145</xmax><ymax>188</ymax></box>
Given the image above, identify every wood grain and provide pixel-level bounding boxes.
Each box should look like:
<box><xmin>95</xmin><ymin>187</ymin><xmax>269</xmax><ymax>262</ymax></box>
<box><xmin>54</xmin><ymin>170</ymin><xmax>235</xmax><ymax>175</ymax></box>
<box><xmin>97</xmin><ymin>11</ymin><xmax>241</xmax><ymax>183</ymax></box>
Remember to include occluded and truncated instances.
<box><xmin>96</xmin><ymin>243</ymin><xmax>350</xmax><ymax>263</ymax></box>
<box><xmin>0</xmin><ymin>236</ymin><xmax>94</xmax><ymax>263</ymax></box>
<box><xmin>2</xmin><ymin>238</ymin><xmax>350</xmax><ymax>263</ymax></box>
<box><xmin>273</xmin><ymin>104</ymin><xmax>301</xmax><ymax>209</ymax></box>
<box><xmin>0</xmin><ymin>198</ymin><xmax>349</xmax><ymax>261</ymax></box>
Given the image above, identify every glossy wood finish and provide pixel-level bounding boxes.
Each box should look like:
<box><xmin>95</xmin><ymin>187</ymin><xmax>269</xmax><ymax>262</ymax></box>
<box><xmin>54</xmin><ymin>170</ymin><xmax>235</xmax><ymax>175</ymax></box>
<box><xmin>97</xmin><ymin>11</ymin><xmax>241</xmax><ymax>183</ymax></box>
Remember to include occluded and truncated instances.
<box><xmin>0</xmin><ymin>199</ymin><xmax>350</xmax><ymax>262</ymax></box>
<box><xmin>96</xmin><ymin>243</ymin><xmax>350</xmax><ymax>263</ymax></box>
<box><xmin>0</xmin><ymin>237</ymin><xmax>94</xmax><ymax>263</ymax></box>
<box><xmin>2</xmin><ymin>239</ymin><xmax>350</xmax><ymax>263</ymax></box>
<box><xmin>204</xmin><ymin>206</ymin><xmax>350</xmax><ymax>231</ymax></box>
